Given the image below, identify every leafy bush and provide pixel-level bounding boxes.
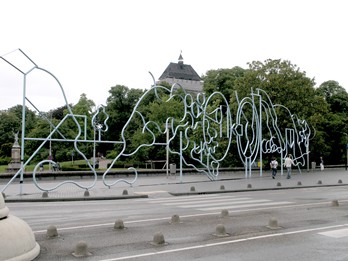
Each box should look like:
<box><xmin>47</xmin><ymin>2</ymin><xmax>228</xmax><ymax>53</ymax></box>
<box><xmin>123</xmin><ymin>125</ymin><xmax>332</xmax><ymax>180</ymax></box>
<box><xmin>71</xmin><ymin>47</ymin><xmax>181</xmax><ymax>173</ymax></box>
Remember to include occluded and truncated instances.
<box><xmin>0</xmin><ymin>157</ymin><xmax>11</xmax><ymax>165</ymax></box>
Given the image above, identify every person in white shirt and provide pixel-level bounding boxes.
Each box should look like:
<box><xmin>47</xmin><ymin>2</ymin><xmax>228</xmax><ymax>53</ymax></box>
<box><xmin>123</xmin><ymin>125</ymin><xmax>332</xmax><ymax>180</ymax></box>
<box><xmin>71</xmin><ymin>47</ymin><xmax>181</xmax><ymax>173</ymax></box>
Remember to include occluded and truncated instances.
<box><xmin>270</xmin><ymin>157</ymin><xmax>278</xmax><ymax>179</ymax></box>
<box><xmin>320</xmin><ymin>157</ymin><xmax>324</xmax><ymax>171</ymax></box>
<box><xmin>284</xmin><ymin>154</ymin><xmax>294</xmax><ymax>179</ymax></box>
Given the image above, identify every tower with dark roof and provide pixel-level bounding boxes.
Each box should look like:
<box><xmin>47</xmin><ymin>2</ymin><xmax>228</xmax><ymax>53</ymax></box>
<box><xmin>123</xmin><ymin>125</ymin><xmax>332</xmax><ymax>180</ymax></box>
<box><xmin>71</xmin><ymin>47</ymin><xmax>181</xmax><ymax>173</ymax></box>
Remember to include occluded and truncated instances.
<box><xmin>158</xmin><ymin>53</ymin><xmax>203</xmax><ymax>94</ymax></box>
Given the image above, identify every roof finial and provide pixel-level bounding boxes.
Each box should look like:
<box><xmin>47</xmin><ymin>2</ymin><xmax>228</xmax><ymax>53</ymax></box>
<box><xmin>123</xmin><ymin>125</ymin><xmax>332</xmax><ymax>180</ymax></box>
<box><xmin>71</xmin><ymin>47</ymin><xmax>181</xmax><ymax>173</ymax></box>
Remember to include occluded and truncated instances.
<box><xmin>178</xmin><ymin>50</ymin><xmax>183</xmax><ymax>64</ymax></box>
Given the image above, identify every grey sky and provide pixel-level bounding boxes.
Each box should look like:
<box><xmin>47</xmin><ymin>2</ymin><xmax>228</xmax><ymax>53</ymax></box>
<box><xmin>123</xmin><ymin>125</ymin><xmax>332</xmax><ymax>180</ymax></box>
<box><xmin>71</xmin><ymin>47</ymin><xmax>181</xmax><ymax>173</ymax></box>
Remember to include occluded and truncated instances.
<box><xmin>0</xmin><ymin>0</ymin><xmax>347</xmax><ymax>111</ymax></box>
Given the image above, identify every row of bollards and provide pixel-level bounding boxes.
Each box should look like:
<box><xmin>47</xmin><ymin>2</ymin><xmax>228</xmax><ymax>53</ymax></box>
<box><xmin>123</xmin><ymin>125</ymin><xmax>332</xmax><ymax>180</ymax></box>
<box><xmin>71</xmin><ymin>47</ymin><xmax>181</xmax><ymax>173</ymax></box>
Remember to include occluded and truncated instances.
<box><xmin>41</xmin><ymin>189</ymin><xmax>131</xmax><ymax>198</ymax></box>
<box><xmin>38</xmin><ymin>179</ymin><xmax>345</xmax><ymax>199</ymax></box>
<box><xmin>186</xmin><ymin>179</ymin><xmax>345</xmax><ymax>193</ymax></box>
<box><xmin>44</xmin><ymin>197</ymin><xmax>342</xmax><ymax>257</ymax></box>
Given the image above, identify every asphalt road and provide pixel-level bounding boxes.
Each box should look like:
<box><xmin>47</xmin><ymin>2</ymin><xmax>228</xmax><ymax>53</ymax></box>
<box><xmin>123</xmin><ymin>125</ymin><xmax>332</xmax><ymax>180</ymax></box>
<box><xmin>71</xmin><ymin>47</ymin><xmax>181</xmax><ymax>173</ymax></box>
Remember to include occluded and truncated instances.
<box><xmin>7</xmin><ymin>184</ymin><xmax>348</xmax><ymax>260</ymax></box>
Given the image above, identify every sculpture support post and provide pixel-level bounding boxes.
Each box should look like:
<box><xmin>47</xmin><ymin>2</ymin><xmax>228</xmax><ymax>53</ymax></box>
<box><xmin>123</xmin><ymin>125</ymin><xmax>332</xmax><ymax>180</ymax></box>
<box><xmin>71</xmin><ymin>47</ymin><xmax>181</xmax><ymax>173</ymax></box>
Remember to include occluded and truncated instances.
<box><xmin>179</xmin><ymin>131</ymin><xmax>183</xmax><ymax>183</ymax></box>
<box><xmin>166</xmin><ymin>122</ymin><xmax>169</xmax><ymax>178</ymax></box>
<box><xmin>19</xmin><ymin>74</ymin><xmax>27</xmax><ymax>195</ymax></box>
<box><xmin>259</xmin><ymin>92</ymin><xmax>263</xmax><ymax>177</ymax></box>
<box><xmin>307</xmin><ymin>143</ymin><xmax>310</xmax><ymax>172</ymax></box>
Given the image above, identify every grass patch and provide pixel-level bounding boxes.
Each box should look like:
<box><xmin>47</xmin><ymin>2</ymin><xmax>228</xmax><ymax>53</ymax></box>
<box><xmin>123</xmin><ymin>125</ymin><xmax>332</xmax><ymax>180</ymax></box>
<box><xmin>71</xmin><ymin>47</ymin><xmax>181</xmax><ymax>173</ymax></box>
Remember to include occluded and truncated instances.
<box><xmin>0</xmin><ymin>159</ymin><xmax>112</xmax><ymax>173</ymax></box>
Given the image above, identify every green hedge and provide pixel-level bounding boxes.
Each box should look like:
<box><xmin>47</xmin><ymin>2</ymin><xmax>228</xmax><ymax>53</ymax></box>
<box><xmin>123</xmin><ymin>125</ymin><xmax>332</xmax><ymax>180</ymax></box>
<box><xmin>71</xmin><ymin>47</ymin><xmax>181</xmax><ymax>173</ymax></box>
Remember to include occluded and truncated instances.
<box><xmin>0</xmin><ymin>157</ymin><xmax>10</xmax><ymax>165</ymax></box>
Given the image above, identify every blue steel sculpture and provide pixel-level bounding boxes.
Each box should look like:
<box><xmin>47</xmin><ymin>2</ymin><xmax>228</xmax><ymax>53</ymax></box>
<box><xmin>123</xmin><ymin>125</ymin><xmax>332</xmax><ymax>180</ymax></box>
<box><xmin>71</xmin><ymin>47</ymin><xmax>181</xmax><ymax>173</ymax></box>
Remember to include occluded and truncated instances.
<box><xmin>0</xmin><ymin>49</ymin><xmax>311</xmax><ymax>194</ymax></box>
<box><xmin>0</xmin><ymin>49</ymin><xmax>99</xmax><ymax>193</ymax></box>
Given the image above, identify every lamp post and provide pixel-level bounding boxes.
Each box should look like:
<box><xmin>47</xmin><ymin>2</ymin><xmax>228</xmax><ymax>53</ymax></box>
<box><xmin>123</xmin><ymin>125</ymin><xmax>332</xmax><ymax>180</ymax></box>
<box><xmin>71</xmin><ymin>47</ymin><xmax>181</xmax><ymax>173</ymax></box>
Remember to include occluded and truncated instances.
<box><xmin>93</xmin><ymin>123</ymin><xmax>103</xmax><ymax>169</ymax></box>
<box><xmin>166</xmin><ymin>122</ymin><xmax>169</xmax><ymax>178</ymax></box>
<box><xmin>346</xmin><ymin>141</ymin><xmax>348</xmax><ymax>171</ymax></box>
<box><xmin>346</xmin><ymin>143</ymin><xmax>348</xmax><ymax>171</ymax></box>
<box><xmin>344</xmin><ymin>133</ymin><xmax>348</xmax><ymax>171</ymax></box>
<box><xmin>71</xmin><ymin>151</ymin><xmax>74</xmax><ymax>165</ymax></box>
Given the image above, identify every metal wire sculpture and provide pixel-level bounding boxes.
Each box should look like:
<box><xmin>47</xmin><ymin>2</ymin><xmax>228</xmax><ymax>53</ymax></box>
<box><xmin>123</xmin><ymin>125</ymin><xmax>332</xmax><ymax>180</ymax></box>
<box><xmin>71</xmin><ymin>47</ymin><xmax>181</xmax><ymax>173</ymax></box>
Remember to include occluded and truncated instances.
<box><xmin>0</xmin><ymin>49</ymin><xmax>311</xmax><ymax>193</ymax></box>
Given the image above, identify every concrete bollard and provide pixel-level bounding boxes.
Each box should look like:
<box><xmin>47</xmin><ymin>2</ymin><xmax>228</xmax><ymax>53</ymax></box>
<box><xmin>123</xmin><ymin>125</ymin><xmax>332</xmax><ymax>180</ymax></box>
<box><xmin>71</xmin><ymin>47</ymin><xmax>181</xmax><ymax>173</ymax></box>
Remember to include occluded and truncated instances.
<box><xmin>276</xmin><ymin>182</ymin><xmax>281</xmax><ymax>187</ymax></box>
<box><xmin>317</xmin><ymin>180</ymin><xmax>322</xmax><ymax>185</ymax></box>
<box><xmin>247</xmin><ymin>184</ymin><xmax>252</xmax><ymax>189</ymax></box>
<box><xmin>84</xmin><ymin>190</ymin><xmax>90</xmax><ymax>197</ymax></box>
<box><xmin>297</xmin><ymin>181</ymin><xmax>302</xmax><ymax>186</ymax></box>
<box><xmin>267</xmin><ymin>217</ymin><xmax>281</xmax><ymax>229</ymax></box>
<box><xmin>220</xmin><ymin>209</ymin><xmax>229</xmax><ymax>218</ymax></box>
<box><xmin>331</xmin><ymin>200</ymin><xmax>339</xmax><ymax>207</ymax></box>
<box><xmin>190</xmin><ymin>186</ymin><xmax>196</xmax><ymax>192</ymax></box>
<box><xmin>338</xmin><ymin>179</ymin><xmax>343</xmax><ymax>184</ymax></box>
<box><xmin>72</xmin><ymin>241</ymin><xmax>92</xmax><ymax>257</ymax></box>
<box><xmin>46</xmin><ymin>225</ymin><xmax>58</xmax><ymax>238</ymax></box>
<box><xmin>0</xmin><ymin>193</ymin><xmax>40</xmax><ymax>261</ymax></box>
<box><xmin>114</xmin><ymin>219</ymin><xmax>126</xmax><ymax>229</ymax></box>
<box><xmin>42</xmin><ymin>191</ymin><xmax>49</xmax><ymax>198</ymax></box>
<box><xmin>151</xmin><ymin>232</ymin><xmax>167</xmax><ymax>246</ymax></box>
<box><xmin>170</xmin><ymin>214</ymin><xmax>181</xmax><ymax>224</ymax></box>
<box><xmin>122</xmin><ymin>189</ymin><xmax>128</xmax><ymax>195</ymax></box>
<box><xmin>213</xmin><ymin>224</ymin><xmax>229</xmax><ymax>237</ymax></box>
<box><xmin>220</xmin><ymin>185</ymin><xmax>225</xmax><ymax>190</ymax></box>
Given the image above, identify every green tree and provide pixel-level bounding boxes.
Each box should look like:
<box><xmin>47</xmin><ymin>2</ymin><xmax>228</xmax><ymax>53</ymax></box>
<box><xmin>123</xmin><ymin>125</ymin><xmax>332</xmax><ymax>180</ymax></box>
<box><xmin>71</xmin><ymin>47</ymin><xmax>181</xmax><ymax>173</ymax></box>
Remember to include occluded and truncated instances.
<box><xmin>70</xmin><ymin>93</ymin><xmax>96</xmax><ymax>159</ymax></box>
<box><xmin>0</xmin><ymin>105</ymin><xmax>37</xmax><ymax>161</ymax></box>
<box><xmin>50</xmin><ymin>104</ymin><xmax>70</xmax><ymax>120</ymax></box>
<box><xmin>202</xmin><ymin>59</ymin><xmax>331</xmax><ymax>166</ymax></box>
<box><xmin>203</xmin><ymin>67</ymin><xmax>245</xmax><ymax>102</ymax></box>
<box><xmin>233</xmin><ymin>59</ymin><xmax>322</xmax><ymax>117</ymax></box>
<box><xmin>234</xmin><ymin>59</ymin><xmax>330</xmax><ymax>164</ymax></box>
<box><xmin>104</xmin><ymin>85</ymin><xmax>145</xmax><ymax>157</ymax></box>
<box><xmin>130</xmin><ymin>90</ymin><xmax>185</xmax><ymax>163</ymax></box>
<box><xmin>0</xmin><ymin>110</ymin><xmax>20</xmax><ymax>160</ymax></box>
<box><xmin>315</xmin><ymin>81</ymin><xmax>348</xmax><ymax>164</ymax></box>
<box><xmin>316</xmin><ymin>80</ymin><xmax>348</xmax><ymax>114</ymax></box>
<box><xmin>73</xmin><ymin>93</ymin><xmax>95</xmax><ymax>115</ymax></box>
<box><xmin>24</xmin><ymin>94</ymin><xmax>96</xmax><ymax>163</ymax></box>
<box><xmin>72</xmin><ymin>93</ymin><xmax>95</xmax><ymax>141</ymax></box>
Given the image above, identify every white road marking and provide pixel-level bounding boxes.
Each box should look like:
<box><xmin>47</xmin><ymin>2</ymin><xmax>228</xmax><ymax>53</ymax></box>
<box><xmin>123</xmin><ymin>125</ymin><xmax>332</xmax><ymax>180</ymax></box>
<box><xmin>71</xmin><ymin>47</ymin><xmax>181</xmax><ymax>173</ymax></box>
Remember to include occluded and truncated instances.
<box><xmin>158</xmin><ymin>197</ymin><xmax>251</xmax><ymax>205</ymax></box>
<box><xmin>142</xmin><ymin>194</ymin><xmax>231</xmax><ymax>202</ymax></box>
<box><xmin>318</xmin><ymin>228</ymin><xmax>348</xmax><ymax>238</ymax></box>
<box><xmin>134</xmin><ymin>190</ymin><xmax>168</xmax><ymax>195</ymax></box>
<box><xmin>99</xmin><ymin>224</ymin><xmax>348</xmax><ymax>261</ymax></box>
<box><xmin>198</xmin><ymin>201</ymin><xmax>293</xmax><ymax>211</ymax></box>
<box><xmin>145</xmin><ymin>194</ymin><xmax>293</xmax><ymax>211</ymax></box>
<box><xmin>32</xmin><ymin>201</ymin><xmax>347</xmax><ymax>234</ymax></box>
<box><xmin>180</xmin><ymin>199</ymin><xmax>271</xmax><ymax>208</ymax></box>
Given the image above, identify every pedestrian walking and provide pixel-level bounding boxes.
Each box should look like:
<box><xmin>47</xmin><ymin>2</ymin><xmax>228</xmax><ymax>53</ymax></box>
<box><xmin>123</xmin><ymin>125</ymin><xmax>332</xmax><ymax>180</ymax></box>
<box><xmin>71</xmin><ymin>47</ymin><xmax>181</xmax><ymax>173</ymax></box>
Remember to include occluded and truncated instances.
<box><xmin>39</xmin><ymin>163</ymin><xmax>43</xmax><ymax>172</ymax></box>
<box><xmin>270</xmin><ymin>157</ymin><xmax>278</xmax><ymax>179</ymax></box>
<box><xmin>320</xmin><ymin>157</ymin><xmax>324</xmax><ymax>171</ymax></box>
<box><xmin>284</xmin><ymin>154</ymin><xmax>294</xmax><ymax>179</ymax></box>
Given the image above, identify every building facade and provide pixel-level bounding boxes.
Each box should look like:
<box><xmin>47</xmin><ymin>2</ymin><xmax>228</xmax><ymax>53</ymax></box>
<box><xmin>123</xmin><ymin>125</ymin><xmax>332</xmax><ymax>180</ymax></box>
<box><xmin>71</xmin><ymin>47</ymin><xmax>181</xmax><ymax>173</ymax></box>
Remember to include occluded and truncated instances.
<box><xmin>158</xmin><ymin>53</ymin><xmax>203</xmax><ymax>94</ymax></box>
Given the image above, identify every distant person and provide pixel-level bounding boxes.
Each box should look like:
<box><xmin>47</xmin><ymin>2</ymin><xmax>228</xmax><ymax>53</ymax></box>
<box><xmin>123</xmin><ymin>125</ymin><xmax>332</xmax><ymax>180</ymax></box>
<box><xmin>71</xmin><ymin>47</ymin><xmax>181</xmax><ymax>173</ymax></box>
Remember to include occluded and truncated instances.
<box><xmin>52</xmin><ymin>162</ymin><xmax>60</xmax><ymax>171</ymax></box>
<box><xmin>284</xmin><ymin>154</ymin><xmax>294</xmax><ymax>179</ymax></box>
<box><xmin>39</xmin><ymin>163</ymin><xmax>43</xmax><ymax>172</ymax></box>
<box><xmin>320</xmin><ymin>157</ymin><xmax>324</xmax><ymax>171</ymax></box>
<box><xmin>270</xmin><ymin>157</ymin><xmax>278</xmax><ymax>179</ymax></box>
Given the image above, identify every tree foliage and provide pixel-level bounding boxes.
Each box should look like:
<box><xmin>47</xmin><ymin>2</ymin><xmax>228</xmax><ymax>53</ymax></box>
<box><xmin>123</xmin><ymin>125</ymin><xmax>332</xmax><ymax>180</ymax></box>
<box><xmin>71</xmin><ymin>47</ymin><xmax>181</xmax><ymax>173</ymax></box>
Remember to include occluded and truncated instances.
<box><xmin>203</xmin><ymin>66</ymin><xmax>245</xmax><ymax>102</ymax></box>
<box><xmin>0</xmin><ymin>59</ymin><xmax>347</xmax><ymax>167</ymax></box>
<box><xmin>313</xmin><ymin>81</ymin><xmax>348</xmax><ymax>163</ymax></box>
<box><xmin>316</xmin><ymin>80</ymin><xmax>348</xmax><ymax>115</ymax></box>
<box><xmin>202</xmin><ymin>59</ymin><xmax>345</xmax><ymax>165</ymax></box>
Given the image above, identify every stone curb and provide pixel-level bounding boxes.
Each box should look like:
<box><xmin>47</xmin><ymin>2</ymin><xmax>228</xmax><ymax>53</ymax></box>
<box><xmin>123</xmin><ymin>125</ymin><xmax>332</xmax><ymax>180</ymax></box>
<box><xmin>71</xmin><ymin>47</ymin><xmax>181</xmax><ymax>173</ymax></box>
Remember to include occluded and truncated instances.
<box><xmin>169</xmin><ymin>183</ymin><xmax>348</xmax><ymax>196</ymax></box>
<box><xmin>5</xmin><ymin>183</ymin><xmax>348</xmax><ymax>202</ymax></box>
<box><xmin>4</xmin><ymin>194</ymin><xmax>148</xmax><ymax>203</ymax></box>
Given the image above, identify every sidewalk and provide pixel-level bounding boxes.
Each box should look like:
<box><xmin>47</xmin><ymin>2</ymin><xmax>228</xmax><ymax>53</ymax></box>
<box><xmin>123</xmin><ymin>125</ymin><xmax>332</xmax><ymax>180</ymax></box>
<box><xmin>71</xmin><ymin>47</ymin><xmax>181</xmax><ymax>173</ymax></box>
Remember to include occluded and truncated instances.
<box><xmin>1</xmin><ymin>168</ymin><xmax>348</xmax><ymax>202</ymax></box>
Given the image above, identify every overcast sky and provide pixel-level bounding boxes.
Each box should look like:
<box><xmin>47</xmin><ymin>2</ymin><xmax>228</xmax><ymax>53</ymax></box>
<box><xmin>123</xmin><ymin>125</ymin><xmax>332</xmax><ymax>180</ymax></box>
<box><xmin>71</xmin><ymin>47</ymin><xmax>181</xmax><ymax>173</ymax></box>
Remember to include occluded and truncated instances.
<box><xmin>0</xmin><ymin>0</ymin><xmax>347</xmax><ymax>111</ymax></box>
